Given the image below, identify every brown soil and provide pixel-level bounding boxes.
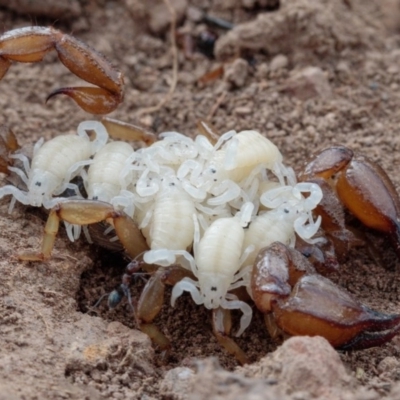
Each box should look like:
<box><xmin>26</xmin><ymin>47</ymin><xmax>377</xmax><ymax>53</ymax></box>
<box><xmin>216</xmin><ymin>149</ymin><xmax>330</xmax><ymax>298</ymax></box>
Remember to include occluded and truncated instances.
<box><xmin>2</xmin><ymin>0</ymin><xmax>400</xmax><ymax>399</ymax></box>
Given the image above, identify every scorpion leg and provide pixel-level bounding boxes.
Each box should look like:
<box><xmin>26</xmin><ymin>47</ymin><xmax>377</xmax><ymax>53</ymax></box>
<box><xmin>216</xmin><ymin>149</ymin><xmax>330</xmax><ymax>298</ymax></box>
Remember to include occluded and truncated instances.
<box><xmin>212</xmin><ymin>307</ymin><xmax>249</xmax><ymax>365</ymax></box>
<box><xmin>0</xmin><ymin>27</ymin><xmax>123</xmax><ymax>114</ymax></box>
<box><xmin>101</xmin><ymin>117</ymin><xmax>157</xmax><ymax>146</ymax></box>
<box><xmin>18</xmin><ymin>199</ymin><xmax>148</xmax><ymax>261</ymax></box>
<box><xmin>251</xmin><ymin>242</ymin><xmax>400</xmax><ymax>349</ymax></box>
<box><xmin>196</xmin><ymin>119</ymin><xmax>220</xmax><ymax>145</ymax></box>
<box><xmin>135</xmin><ymin>266</ymin><xmax>193</xmax><ymax>351</ymax></box>
<box><xmin>294</xmin><ymin>233</ymin><xmax>340</xmax><ymax>273</ymax></box>
<box><xmin>109</xmin><ymin>263</ymin><xmax>247</xmax><ymax>360</ymax></box>
<box><xmin>0</xmin><ymin>125</ymin><xmax>19</xmax><ymax>174</ymax></box>
<box><xmin>306</xmin><ymin>178</ymin><xmax>364</xmax><ymax>261</ymax></box>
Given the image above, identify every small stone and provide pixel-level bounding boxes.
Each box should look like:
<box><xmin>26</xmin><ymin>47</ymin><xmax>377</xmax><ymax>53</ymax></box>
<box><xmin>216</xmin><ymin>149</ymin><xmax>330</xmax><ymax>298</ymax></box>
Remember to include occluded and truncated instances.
<box><xmin>0</xmin><ymin>0</ymin><xmax>81</xmax><ymax>19</ymax></box>
<box><xmin>234</xmin><ymin>106</ymin><xmax>252</xmax><ymax>116</ymax></box>
<box><xmin>242</xmin><ymin>0</ymin><xmax>256</xmax><ymax>8</ymax></box>
<box><xmin>90</xmin><ymin>369</ymin><xmax>103</xmax><ymax>382</ymax></box>
<box><xmin>243</xmin><ymin>336</ymin><xmax>353</xmax><ymax>399</ymax></box>
<box><xmin>256</xmin><ymin>63</ymin><xmax>270</xmax><ymax>79</ymax></box>
<box><xmin>336</xmin><ymin>61</ymin><xmax>350</xmax><ymax>73</ymax></box>
<box><xmin>355</xmin><ymin>367</ymin><xmax>365</xmax><ymax>380</ymax></box>
<box><xmin>159</xmin><ymin>367</ymin><xmax>195</xmax><ymax>398</ymax></box>
<box><xmin>186</xmin><ymin>6</ymin><xmax>203</xmax><ymax>22</ymax></box>
<box><xmin>124</xmin><ymin>0</ymin><xmax>188</xmax><ymax>34</ymax></box>
<box><xmin>381</xmin><ymin>0</ymin><xmax>400</xmax><ymax>32</ymax></box>
<box><xmin>378</xmin><ymin>356</ymin><xmax>400</xmax><ymax>374</ymax></box>
<box><xmin>283</xmin><ymin>66</ymin><xmax>332</xmax><ymax>100</ymax></box>
<box><xmin>387</xmin><ymin>65</ymin><xmax>399</xmax><ymax>75</ymax></box>
<box><xmin>148</xmin><ymin>0</ymin><xmax>188</xmax><ymax>34</ymax></box>
<box><xmin>266</xmin><ymin>122</ymin><xmax>275</xmax><ymax>129</ymax></box>
<box><xmin>224</xmin><ymin>58</ymin><xmax>249</xmax><ymax>88</ymax></box>
<box><xmin>270</xmin><ymin>54</ymin><xmax>289</xmax><ymax>71</ymax></box>
<box><xmin>138</xmin><ymin>115</ymin><xmax>154</xmax><ymax>128</ymax></box>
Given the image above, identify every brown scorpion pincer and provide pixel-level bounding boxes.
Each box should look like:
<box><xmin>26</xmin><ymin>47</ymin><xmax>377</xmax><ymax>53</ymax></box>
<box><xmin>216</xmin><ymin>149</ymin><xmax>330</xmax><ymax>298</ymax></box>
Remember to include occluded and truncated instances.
<box><xmin>299</xmin><ymin>146</ymin><xmax>400</xmax><ymax>260</ymax></box>
<box><xmin>251</xmin><ymin>242</ymin><xmax>400</xmax><ymax>351</ymax></box>
<box><xmin>0</xmin><ymin>26</ymin><xmax>124</xmax><ymax>114</ymax></box>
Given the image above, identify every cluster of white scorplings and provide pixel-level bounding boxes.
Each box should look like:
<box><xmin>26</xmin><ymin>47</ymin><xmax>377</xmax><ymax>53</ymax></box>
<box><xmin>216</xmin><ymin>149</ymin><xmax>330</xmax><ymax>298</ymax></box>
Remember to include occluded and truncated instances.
<box><xmin>0</xmin><ymin>121</ymin><xmax>323</xmax><ymax>336</ymax></box>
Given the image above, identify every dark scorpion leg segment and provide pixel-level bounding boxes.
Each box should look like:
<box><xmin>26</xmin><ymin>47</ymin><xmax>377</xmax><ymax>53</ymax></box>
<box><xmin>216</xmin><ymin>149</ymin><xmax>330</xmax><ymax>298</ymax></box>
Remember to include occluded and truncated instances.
<box><xmin>0</xmin><ymin>125</ymin><xmax>19</xmax><ymax>174</ymax></box>
<box><xmin>17</xmin><ymin>199</ymin><xmax>148</xmax><ymax>261</ymax></box>
<box><xmin>212</xmin><ymin>307</ymin><xmax>249</xmax><ymax>365</ymax></box>
<box><xmin>134</xmin><ymin>266</ymin><xmax>193</xmax><ymax>352</ymax></box>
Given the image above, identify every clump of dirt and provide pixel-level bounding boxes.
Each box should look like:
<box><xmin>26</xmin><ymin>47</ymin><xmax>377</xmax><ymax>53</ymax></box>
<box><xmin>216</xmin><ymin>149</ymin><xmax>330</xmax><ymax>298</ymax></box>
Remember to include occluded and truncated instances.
<box><xmin>2</xmin><ymin>0</ymin><xmax>400</xmax><ymax>399</ymax></box>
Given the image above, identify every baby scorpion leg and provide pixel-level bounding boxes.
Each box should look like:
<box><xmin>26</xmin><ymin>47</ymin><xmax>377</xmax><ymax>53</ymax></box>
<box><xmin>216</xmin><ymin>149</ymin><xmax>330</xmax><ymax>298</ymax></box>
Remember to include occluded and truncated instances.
<box><xmin>18</xmin><ymin>199</ymin><xmax>148</xmax><ymax>261</ymax></box>
<box><xmin>251</xmin><ymin>242</ymin><xmax>400</xmax><ymax>349</ymax></box>
<box><xmin>0</xmin><ymin>26</ymin><xmax>124</xmax><ymax>114</ymax></box>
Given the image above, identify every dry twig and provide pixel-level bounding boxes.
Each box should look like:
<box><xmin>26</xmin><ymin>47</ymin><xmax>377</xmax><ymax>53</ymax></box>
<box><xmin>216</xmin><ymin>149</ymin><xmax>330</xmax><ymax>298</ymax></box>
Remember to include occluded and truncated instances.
<box><xmin>207</xmin><ymin>90</ymin><xmax>228</xmax><ymax>120</ymax></box>
<box><xmin>137</xmin><ymin>0</ymin><xmax>178</xmax><ymax>116</ymax></box>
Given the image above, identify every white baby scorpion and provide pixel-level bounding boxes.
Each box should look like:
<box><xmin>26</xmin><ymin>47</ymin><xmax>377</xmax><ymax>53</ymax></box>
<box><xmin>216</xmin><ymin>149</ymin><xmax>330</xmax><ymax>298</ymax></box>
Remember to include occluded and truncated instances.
<box><xmin>155</xmin><ymin>203</ymin><xmax>255</xmax><ymax>337</ymax></box>
<box><xmin>242</xmin><ymin>182</ymin><xmax>323</xmax><ymax>266</ymax></box>
<box><xmin>179</xmin><ymin>129</ymin><xmax>285</xmax><ymax>207</ymax></box>
<box><xmin>82</xmin><ymin>140</ymin><xmax>137</xmax><ymax>217</ymax></box>
<box><xmin>0</xmin><ymin>120</ymin><xmax>108</xmax><ymax>211</ymax></box>
<box><xmin>139</xmin><ymin>173</ymin><xmax>197</xmax><ymax>263</ymax></box>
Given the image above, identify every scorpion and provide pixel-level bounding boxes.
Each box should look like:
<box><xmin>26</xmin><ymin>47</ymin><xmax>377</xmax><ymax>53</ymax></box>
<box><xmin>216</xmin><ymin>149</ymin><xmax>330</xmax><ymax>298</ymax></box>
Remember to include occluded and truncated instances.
<box><xmin>1</xmin><ymin>26</ymin><xmax>400</xmax><ymax>365</ymax></box>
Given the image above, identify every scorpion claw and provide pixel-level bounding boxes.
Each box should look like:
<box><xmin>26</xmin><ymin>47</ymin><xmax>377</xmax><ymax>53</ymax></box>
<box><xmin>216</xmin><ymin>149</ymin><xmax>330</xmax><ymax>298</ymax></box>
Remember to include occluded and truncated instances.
<box><xmin>0</xmin><ymin>26</ymin><xmax>124</xmax><ymax>114</ymax></box>
<box><xmin>252</xmin><ymin>242</ymin><xmax>400</xmax><ymax>350</ymax></box>
<box><xmin>273</xmin><ymin>274</ymin><xmax>400</xmax><ymax>350</ymax></box>
<box><xmin>300</xmin><ymin>146</ymin><xmax>400</xmax><ymax>258</ymax></box>
<box><xmin>338</xmin><ymin>310</ymin><xmax>400</xmax><ymax>350</ymax></box>
<box><xmin>46</xmin><ymin>87</ymin><xmax>121</xmax><ymax>115</ymax></box>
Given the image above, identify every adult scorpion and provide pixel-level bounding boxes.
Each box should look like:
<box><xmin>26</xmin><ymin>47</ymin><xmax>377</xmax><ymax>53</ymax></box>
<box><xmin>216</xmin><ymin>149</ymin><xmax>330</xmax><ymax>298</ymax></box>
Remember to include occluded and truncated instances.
<box><xmin>1</xmin><ymin>26</ymin><xmax>400</xmax><ymax>364</ymax></box>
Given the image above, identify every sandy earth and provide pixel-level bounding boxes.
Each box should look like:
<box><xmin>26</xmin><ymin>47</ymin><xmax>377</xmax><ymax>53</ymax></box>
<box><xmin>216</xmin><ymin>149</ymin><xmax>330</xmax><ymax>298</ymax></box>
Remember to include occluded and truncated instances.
<box><xmin>2</xmin><ymin>0</ymin><xmax>400</xmax><ymax>399</ymax></box>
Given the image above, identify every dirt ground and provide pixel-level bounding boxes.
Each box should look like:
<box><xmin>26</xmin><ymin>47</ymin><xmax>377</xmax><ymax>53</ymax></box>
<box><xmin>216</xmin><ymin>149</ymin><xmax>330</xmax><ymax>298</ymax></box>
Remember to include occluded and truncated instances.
<box><xmin>2</xmin><ymin>0</ymin><xmax>400</xmax><ymax>399</ymax></box>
